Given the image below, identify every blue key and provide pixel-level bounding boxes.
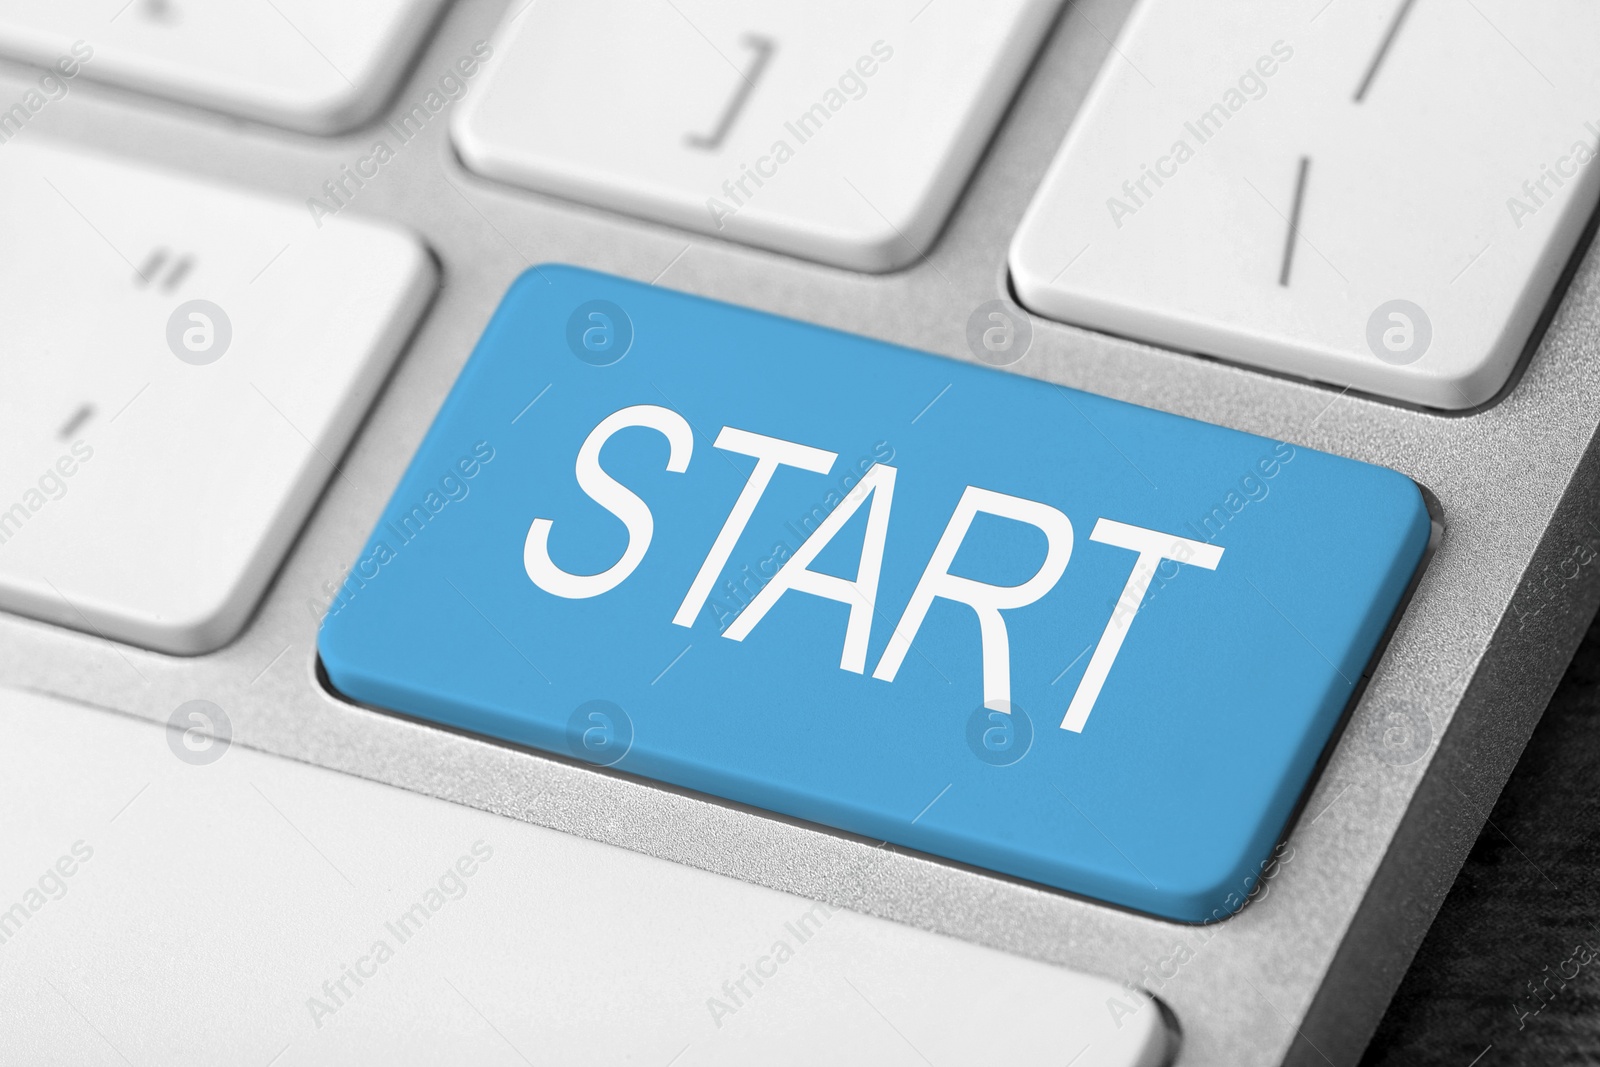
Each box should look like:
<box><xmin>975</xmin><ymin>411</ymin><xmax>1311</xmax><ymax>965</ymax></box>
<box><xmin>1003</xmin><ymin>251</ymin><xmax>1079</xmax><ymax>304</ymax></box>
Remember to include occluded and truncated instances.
<box><xmin>319</xmin><ymin>265</ymin><xmax>1430</xmax><ymax>922</ymax></box>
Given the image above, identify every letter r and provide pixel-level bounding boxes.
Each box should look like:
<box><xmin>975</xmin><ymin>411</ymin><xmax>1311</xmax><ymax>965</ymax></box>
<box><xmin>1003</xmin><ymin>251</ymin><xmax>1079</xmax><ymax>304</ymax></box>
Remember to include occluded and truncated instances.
<box><xmin>872</xmin><ymin>485</ymin><xmax>1073</xmax><ymax>713</ymax></box>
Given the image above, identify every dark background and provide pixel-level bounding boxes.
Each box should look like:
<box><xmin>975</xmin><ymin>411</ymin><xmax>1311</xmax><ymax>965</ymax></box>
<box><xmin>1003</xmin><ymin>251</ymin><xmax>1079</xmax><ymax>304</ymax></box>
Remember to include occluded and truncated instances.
<box><xmin>1362</xmin><ymin>610</ymin><xmax>1600</xmax><ymax>1064</ymax></box>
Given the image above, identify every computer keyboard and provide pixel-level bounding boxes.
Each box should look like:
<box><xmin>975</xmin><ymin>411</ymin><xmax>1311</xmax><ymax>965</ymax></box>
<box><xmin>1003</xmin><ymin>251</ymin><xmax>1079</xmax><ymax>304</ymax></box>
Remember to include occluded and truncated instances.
<box><xmin>2</xmin><ymin>0</ymin><xmax>1599</xmax><ymax>1064</ymax></box>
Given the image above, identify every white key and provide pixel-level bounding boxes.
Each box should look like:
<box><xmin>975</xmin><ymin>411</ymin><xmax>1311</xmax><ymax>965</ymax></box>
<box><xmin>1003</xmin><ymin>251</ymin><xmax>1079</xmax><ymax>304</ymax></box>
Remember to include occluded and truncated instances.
<box><xmin>0</xmin><ymin>140</ymin><xmax>432</xmax><ymax>654</ymax></box>
<box><xmin>0</xmin><ymin>686</ymin><xmax>1178</xmax><ymax>1067</ymax></box>
<box><xmin>1010</xmin><ymin>0</ymin><xmax>1600</xmax><ymax>410</ymax></box>
<box><xmin>0</xmin><ymin>0</ymin><xmax>449</xmax><ymax>133</ymax></box>
<box><xmin>454</xmin><ymin>0</ymin><xmax>1062</xmax><ymax>272</ymax></box>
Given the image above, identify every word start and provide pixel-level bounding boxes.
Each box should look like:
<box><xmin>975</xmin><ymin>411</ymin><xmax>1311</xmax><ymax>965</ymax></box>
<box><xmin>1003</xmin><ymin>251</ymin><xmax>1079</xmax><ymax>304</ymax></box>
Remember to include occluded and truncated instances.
<box><xmin>523</xmin><ymin>405</ymin><xmax>1226</xmax><ymax>733</ymax></box>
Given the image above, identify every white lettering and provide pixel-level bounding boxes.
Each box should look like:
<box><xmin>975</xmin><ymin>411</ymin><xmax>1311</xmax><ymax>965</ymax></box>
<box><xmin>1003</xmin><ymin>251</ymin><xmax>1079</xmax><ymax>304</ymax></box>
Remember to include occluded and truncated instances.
<box><xmin>524</xmin><ymin>404</ymin><xmax>693</xmax><ymax>598</ymax></box>
<box><xmin>1061</xmin><ymin>519</ymin><xmax>1223</xmax><ymax>732</ymax></box>
<box><xmin>674</xmin><ymin>427</ymin><xmax>836</xmax><ymax>626</ymax></box>
<box><xmin>872</xmin><ymin>486</ymin><xmax>1073</xmax><ymax>712</ymax></box>
<box><xmin>724</xmin><ymin>464</ymin><xmax>897</xmax><ymax>673</ymax></box>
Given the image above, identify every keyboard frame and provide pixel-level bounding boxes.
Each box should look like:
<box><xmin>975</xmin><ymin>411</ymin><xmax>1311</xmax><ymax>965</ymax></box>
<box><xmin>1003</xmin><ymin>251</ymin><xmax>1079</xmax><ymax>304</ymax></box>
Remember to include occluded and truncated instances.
<box><xmin>4</xmin><ymin>0</ymin><xmax>1599</xmax><ymax>1063</ymax></box>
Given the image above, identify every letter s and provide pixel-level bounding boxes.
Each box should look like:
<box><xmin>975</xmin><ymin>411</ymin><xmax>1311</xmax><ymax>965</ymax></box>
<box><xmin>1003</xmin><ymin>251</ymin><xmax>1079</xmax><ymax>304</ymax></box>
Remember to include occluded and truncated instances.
<box><xmin>524</xmin><ymin>404</ymin><xmax>693</xmax><ymax>598</ymax></box>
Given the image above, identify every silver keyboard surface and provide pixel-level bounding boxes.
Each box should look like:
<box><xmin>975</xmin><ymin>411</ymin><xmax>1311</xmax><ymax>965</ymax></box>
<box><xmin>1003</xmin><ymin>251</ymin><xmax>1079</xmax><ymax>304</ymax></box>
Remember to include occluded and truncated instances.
<box><xmin>4</xmin><ymin>1</ymin><xmax>1600</xmax><ymax>1064</ymax></box>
